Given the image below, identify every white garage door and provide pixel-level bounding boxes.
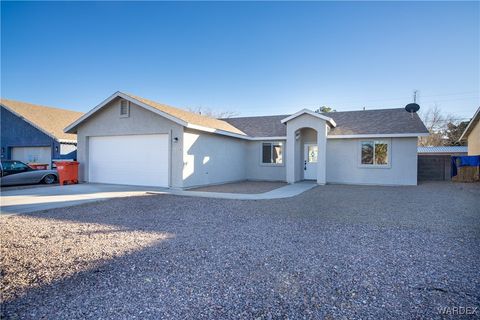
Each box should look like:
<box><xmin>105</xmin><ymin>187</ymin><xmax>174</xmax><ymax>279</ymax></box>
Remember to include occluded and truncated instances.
<box><xmin>12</xmin><ymin>147</ymin><xmax>52</xmax><ymax>165</ymax></box>
<box><xmin>88</xmin><ymin>134</ymin><xmax>169</xmax><ymax>187</ymax></box>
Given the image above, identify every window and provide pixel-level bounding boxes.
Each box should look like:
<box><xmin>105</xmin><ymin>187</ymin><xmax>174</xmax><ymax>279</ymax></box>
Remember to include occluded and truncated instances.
<box><xmin>1</xmin><ymin>160</ymin><xmax>29</xmax><ymax>171</ymax></box>
<box><xmin>262</xmin><ymin>142</ymin><xmax>283</xmax><ymax>164</ymax></box>
<box><xmin>361</xmin><ymin>140</ymin><xmax>389</xmax><ymax>166</ymax></box>
<box><xmin>120</xmin><ymin>100</ymin><xmax>130</xmax><ymax>117</ymax></box>
<box><xmin>307</xmin><ymin>145</ymin><xmax>318</xmax><ymax>163</ymax></box>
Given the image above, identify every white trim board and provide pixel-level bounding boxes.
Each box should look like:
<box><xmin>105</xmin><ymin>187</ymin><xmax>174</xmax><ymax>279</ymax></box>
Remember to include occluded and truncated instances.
<box><xmin>245</xmin><ymin>133</ymin><xmax>428</xmax><ymax>141</ymax></box>
<box><xmin>327</xmin><ymin>133</ymin><xmax>428</xmax><ymax>139</ymax></box>
<box><xmin>281</xmin><ymin>109</ymin><xmax>337</xmax><ymax>127</ymax></box>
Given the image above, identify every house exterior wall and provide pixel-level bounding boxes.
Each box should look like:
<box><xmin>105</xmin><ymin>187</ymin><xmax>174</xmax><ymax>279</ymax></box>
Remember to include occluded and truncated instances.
<box><xmin>326</xmin><ymin>137</ymin><xmax>418</xmax><ymax>185</ymax></box>
<box><xmin>0</xmin><ymin>106</ymin><xmax>63</xmax><ymax>164</ymax></box>
<box><xmin>467</xmin><ymin>121</ymin><xmax>480</xmax><ymax>155</ymax></box>
<box><xmin>183</xmin><ymin>128</ymin><xmax>247</xmax><ymax>188</ymax></box>
<box><xmin>75</xmin><ymin>98</ymin><xmax>184</xmax><ymax>188</ymax></box>
<box><xmin>245</xmin><ymin>140</ymin><xmax>286</xmax><ymax>181</ymax></box>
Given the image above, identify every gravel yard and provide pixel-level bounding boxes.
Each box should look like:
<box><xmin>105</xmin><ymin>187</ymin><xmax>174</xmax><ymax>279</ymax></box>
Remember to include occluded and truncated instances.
<box><xmin>1</xmin><ymin>182</ymin><xmax>479</xmax><ymax>319</ymax></box>
<box><xmin>189</xmin><ymin>180</ymin><xmax>287</xmax><ymax>194</ymax></box>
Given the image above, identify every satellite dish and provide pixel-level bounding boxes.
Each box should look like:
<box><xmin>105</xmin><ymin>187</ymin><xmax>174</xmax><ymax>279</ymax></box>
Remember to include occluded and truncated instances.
<box><xmin>405</xmin><ymin>103</ymin><xmax>420</xmax><ymax>113</ymax></box>
<box><xmin>405</xmin><ymin>90</ymin><xmax>420</xmax><ymax>117</ymax></box>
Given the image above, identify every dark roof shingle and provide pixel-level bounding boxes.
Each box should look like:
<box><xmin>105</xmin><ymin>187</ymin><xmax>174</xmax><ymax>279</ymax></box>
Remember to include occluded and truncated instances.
<box><xmin>223</xmin><ymin>108</ymin><xmax>428</xmax><ymax>137</ymax></box>
<box><xmin>222</xmin><ymin>115</ymin><xmax>288</xmax><ymax>137</ymax></box>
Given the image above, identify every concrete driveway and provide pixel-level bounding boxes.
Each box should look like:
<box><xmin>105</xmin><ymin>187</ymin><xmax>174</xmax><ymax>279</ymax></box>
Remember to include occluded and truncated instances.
<box><xmin>0</xmin><ymin>182</ymin><xmax>318</xmax><ymax>214</ymax></box>
<box><xmin>0</xmin><ymin>183</ymin><xmax>168</xmax><ymax>214</ymax></box>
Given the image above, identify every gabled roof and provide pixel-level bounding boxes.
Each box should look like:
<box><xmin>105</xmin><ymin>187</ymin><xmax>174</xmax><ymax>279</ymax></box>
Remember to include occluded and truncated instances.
<box><xmin>280</xmin><ymin>109</ymin><xmax>336</xmax><ymax>127</ymax></box>
<box><xmin>65</xmin><ymin>92</ymin><xmax>246</xmax><ymax>137</ymax></box>
<box><xmin>459</xmin><ymin>106</ymin><xmax>480</xmax><ymax>141</ymax></box>
<box><xmin>223</xmin><ymin>108</ymin><xmax>429</xmax><ymax>138</ymax></box>
<box><xmin>1</xmin><ymin>98</ymin><xmax>84</xmax><ymax>142</ymax></box>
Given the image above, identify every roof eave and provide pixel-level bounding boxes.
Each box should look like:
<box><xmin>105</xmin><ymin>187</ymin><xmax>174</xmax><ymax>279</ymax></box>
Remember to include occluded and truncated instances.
<box><xmin>458</xmin><ymin>106</ymin><xmax>480</xmax><ymax>141</ymax></box>
<box><xmin>280</xmin><ymin>109</ymin><xmax>336</xmax><ymax>127</ymax></box>
<box><xmin>185</xmin><ymin>123</ymin><xmax>248</xmax><ymax>139</ymax></box>
<box><xmin>327</xmin><ymin>133</ymin><xmax>429</xmax><ymax>139</ymax></box>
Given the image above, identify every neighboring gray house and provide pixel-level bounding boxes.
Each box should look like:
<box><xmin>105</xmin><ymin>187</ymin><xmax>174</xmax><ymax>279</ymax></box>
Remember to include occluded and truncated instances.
<box><xmin>1</xmin><ymin>99</ymin><xmax>84</xmax><ymax>167</ymax></box>
<box><xmin>65</xmin><ymin>91</ymin><xmax>429</xmax><ymax>188</ymax></box>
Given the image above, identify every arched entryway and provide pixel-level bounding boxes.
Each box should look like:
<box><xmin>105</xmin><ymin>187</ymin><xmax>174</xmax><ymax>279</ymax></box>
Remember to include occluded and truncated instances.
<box><xmin>281</xmin><ymin>109</ymin><xmax>336</xmax><ymax>185</ymax></box>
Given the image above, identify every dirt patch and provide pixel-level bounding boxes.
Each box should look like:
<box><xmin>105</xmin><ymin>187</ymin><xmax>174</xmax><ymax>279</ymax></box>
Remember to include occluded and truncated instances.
<box><xmin>189</xmin><ymin>180</ymin><xmax>287</xmax><ymax>194</ymax></box>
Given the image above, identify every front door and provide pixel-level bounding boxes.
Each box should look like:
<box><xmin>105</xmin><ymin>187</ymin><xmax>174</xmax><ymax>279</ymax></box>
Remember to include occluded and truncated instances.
<box><xmin>304</xmin><ymin>144</ymin><xmax>318</xmax><ymax>180</ymax></box>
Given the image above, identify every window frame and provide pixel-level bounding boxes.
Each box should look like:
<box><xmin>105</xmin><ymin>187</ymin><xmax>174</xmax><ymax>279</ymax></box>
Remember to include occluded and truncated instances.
<box><xmin>120</xmin><ymin>99</ymin><xmax>130</xmax><ymax>118</ymax></box>
<box><xmin>358</xmin><ymin>139</ymin><xmax>391</xmax><ymax>168</ymax></box>
<box><xmin>260</xmin><ymin>141</ymin><xmax>284</xmax><ymax>166</ymax></box>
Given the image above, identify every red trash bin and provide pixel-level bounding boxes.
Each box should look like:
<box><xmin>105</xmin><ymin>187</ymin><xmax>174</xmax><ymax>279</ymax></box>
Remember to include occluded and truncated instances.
<box><xmin>55</xmin><ymin>161</ymin><xmax>79</xmax><ymax>185</ymax></box>
<box><xmin>28</xmin><ymin>163</ymin><xmax>49</xmax><ymax>170</ymax></box>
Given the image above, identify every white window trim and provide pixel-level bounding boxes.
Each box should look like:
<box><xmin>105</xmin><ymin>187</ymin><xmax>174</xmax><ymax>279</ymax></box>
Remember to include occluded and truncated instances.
<box><xmin>358</xmin><ymin>139</ymin><xmax>392</xmax><ymax>169</ymax></box>
<box><xmin>120</xmin><ymin>99</ymin><xmax>130</xmax><ymax>118</ymax></box>
<box><xmin>260</xmin><ymin>141</ymin><xmax>285</xmax><ymax>167</ymax></box>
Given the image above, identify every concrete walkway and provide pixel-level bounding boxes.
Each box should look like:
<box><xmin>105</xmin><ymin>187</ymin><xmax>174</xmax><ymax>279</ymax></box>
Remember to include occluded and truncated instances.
<box><xmin>158</xmin><ymin>181</ymin><xmax>317</xmax><ymax>200</ymax></box>
<box><xmin>0</xmin><ymin>182</ymin><xmax>317</xmax><ymax>214</ymax></box>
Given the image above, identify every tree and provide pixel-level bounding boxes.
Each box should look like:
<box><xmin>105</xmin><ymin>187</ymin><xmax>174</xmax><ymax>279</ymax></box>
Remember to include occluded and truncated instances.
<box><xmin>445</xmin><ymin>121</ymin><xmax>468</xmax><ymax>146</ymax></box>
<box><xmin>315</xmin><ymin>106</ymin><xmax>336</xmax><ymax>113</ymax></box>
<box><xmin>418</xmin><ymin>105</ymin><xmax>467</xmax><ymax>146</ymax></box>
<box><xmin>188</xmin><ymin>106</ymin><xmax>239</xmax><ymax>119</ymax></box>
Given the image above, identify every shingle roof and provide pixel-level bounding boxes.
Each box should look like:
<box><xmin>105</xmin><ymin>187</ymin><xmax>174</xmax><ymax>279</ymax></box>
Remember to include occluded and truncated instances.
<box><xmin>327</xmin><ymin>108</ymin><xmax>428</xmax><ymax>135</ymax></box>
<box><xmin>125</xmin><ymin>93</ymin><xmax>246</xmax><ymax>136</ymax></box>
<box><xmin>417</xmin><ymin>146</ymin><xmax>468</xmax><ymax>154</ymax></box>
<box><xmin>1</xmin><ymin>98</ymin><xmax>83</xmax><ymax>141</ymax></box>
<box><xmin>223</xmin><ymin>108</ymin><xmax>429</xmax><ymax>137</ymax></box>
<box><xmin>222</xmin><ymin>115</ymin><xmax>288</xmax><ymax>137</ymax></box>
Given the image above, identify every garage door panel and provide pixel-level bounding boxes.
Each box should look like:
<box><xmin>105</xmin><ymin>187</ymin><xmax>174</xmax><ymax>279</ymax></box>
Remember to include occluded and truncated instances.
<box><xmin>11</xmin><ymin>147</ymin><xmax>51</xmax><ymax>165</ymax></box>
<box><xmin>88</xmin><ymin>134</ymin><xmax>169</xmax><ymax>187</ymax></box>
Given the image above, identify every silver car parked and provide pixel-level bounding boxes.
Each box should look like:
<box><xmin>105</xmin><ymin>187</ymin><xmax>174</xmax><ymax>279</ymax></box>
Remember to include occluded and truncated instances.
<box><xmin>0</xmin><ymin>160</ymin><xmax>58</xmax><ymax>186</ymax></box>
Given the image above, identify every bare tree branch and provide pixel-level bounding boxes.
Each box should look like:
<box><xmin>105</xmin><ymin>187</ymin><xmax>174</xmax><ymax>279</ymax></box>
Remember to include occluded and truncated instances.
<box><xmin>418</xmin><ymin>104</ymin><xmax>460</xmax><ymax>146</ymax></box>
<box><xmin>187</xmin><ymin>106</ymin><xmax>240</xmax><ymax>119</ymax></box>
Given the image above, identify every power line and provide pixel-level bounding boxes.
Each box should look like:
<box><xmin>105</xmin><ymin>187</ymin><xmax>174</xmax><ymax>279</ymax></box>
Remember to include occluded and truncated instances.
<box><xmin>326</xmin><ymin>91</ymin><xmax>479</xmax><ymax>105</ymax></box>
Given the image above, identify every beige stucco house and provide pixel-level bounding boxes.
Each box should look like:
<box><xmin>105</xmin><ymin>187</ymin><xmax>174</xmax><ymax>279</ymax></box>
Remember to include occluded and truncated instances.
<box><xmin>459</xmin><ymin>107</ymin><xmax>480</xmax><ymax>156</ymax></box>
<box><xmin>65</xmin><ymin>91</ymin><xmax>429</xmax><ymax>188</ymax></box>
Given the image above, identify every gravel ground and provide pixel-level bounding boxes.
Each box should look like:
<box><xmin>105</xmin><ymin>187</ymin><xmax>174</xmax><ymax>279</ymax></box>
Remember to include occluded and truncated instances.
<box><xmin>1</xmin><ymin>182</ymin><xmax>479</xmax><ymax>319</ymax></box>
<box><xmin>189</xmin><ymin>181</ymin><xmax>287</xmax><ymax>194</ymax></box>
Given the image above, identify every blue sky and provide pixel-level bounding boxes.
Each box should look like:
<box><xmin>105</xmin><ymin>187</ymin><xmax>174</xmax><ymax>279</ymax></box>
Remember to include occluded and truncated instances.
<box><xmin>1</xmin><ymin>1</ymin><xmax>479</xmax><ymax>119</ymax></box>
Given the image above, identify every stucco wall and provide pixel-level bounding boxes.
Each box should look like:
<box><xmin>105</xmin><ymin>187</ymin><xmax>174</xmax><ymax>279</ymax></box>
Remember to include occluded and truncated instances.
<box><xmin>75</xmin><ymin>98</ymin><xmax>184</xmax><ymax>188</ymax></box>
<box><xmin>467</xmin><ymin>121</ymin><xmax>480</xmax><ymax>155</ymax></box>
<box><xmin>245</xmin><ymin>140</ymin><xmax>286</xmax><ymax>181</ymax></box>
<box><xmin>286</xmin><ymin>114</ymin><xmax>328</xmax><ymax>184</ymax></box>
<box><xmin>183</xmin><ymin>128</ymin><xmax>247</xmax><ymax>187</ymax></box>
<box><xmin>326</xmin><ymin>137</ymin><xmax>418</xmax><ymax>185</ymax></box>
<box><xmin>0</xmin><ymin>106</ymin><xmax>62</xmax><ymax>163</ymax></box>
